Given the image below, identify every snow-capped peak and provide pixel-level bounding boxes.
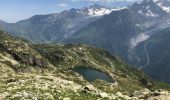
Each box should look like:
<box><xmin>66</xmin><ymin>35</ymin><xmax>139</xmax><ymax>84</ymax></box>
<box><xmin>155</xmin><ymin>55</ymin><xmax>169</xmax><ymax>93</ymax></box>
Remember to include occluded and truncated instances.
<box><xmin>154</xmin><ymin>0</ymin><xmax>170</xmax><ymax>13</ymax></box>
<box><xmin>76</xmin><ymin>4</ymin><xmax>127</xmax><ymax>17</ymax></box>
<box><xmin>87</xmin><ymin>6</ymin><xmax>113</xmax><ymax>16</ymax></box>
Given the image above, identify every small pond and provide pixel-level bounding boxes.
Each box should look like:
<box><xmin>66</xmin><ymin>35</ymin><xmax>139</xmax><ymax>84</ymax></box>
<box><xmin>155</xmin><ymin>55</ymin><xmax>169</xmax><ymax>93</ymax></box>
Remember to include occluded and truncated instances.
<box><xmin>72</xmin><ymin>67</ymin><xmax>114</xmax><ymax>83</ymax></box>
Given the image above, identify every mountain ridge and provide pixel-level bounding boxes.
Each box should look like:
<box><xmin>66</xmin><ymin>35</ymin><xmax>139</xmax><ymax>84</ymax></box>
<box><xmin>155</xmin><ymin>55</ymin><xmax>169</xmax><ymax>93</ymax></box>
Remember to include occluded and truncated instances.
<box><xmin>0</xmin><ymin>4</ymin><xmax>115</xmax><ymax>43</ymax></box>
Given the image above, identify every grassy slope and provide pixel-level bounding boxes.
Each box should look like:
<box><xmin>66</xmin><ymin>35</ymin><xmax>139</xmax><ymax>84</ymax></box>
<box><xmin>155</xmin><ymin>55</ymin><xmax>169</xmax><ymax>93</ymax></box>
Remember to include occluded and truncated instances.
<box><xmin>32</xmin><ymin>44</ymin><xmax>157</xmax><ymax>93</ymax></box>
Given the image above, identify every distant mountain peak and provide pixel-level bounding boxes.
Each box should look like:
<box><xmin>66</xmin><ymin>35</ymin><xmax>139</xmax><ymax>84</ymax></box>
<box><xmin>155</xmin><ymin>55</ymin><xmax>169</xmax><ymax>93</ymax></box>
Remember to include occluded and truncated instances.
<box><xmin>70</xmin><ymin>4</ymin><xmax>114</xmax><ymax>17</ymax></box>
<box><xmin>154</xmin><ymin>0</ymin><xmax>170</xmax><ymax>5</ymax></box>
<box><xmin>130</xmin><ymin>0</ymin><xmax>168</xmax><ymax>18</ymax></box>
<box><xmin>155</xmin><ymin>0</ymin><xmax>170</xmax><ymax>13</ymax></box>
<box><xmin>84</xmin><ymin>4</ymin><xmax>128</xmax><ymax>16</ymax></box>
<box><xmin>58</xmin><ymin>4</ymin><xmax>114</xmax><ymax>17</ymax></box>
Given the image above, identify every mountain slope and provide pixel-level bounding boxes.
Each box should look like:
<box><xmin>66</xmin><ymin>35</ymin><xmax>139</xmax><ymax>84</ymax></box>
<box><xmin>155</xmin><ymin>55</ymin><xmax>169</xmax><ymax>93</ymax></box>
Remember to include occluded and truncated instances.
<box><xmin>0</xmin><ymin>4</ymin><xmax>114</xmax><ymax>43</ymax></box>
<box><xmin>1</xmin><ymin>30</ymin><xmax>170</xmax><ymax>99</ymax></box>
<box><xmin>62</xmin><ymin>0</ymin><xmax>170</xmax><ymax>84</ymax></box>
<box><xmin>130</xmin><ymin>0</ymin><xmax>168</xmax><ymax>18</ymax></box>
<box><xmin>134</xmin><ymin>26</ymin><xmax>170</xmax><ymax>83</ymax></box>
<box><xmin>0</xmin><ymin>30</ymin><xmax>55</xmax><ymax>74</ymax></box>
<box><xmin>63</xmin><ymin>8</ymin><xmax>140</xmax><ymax>61</ymax></box>
<box><xmin>63</xmin><ymin>0</ymin><xmax>170</xmax><ymax>59</ymax></box>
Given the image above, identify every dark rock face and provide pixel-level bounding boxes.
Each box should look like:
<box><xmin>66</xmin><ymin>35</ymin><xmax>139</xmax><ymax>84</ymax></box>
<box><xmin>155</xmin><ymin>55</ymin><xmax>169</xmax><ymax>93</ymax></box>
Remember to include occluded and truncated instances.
<box><xmin>0</xmin><ymin>31</ymin><xmax>54</xmax><ymax>72</ymax></box>
<box><xmin>12</xmin><ymin>53</ymin><xmax>48</xmax><ymax>68</ymax></box>
<box><xmin>130</xmin><ymin>0</ymin><xmax>168</xmax><ymax>20</ymax></box>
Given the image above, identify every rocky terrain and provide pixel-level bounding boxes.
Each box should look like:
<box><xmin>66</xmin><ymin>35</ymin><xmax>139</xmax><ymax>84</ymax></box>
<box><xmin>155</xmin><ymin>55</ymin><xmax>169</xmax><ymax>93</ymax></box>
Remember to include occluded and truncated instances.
<box><xmin>1</xmin><ymin>30</ymin><xmax>170</xmax><ymax>100</ymax></box>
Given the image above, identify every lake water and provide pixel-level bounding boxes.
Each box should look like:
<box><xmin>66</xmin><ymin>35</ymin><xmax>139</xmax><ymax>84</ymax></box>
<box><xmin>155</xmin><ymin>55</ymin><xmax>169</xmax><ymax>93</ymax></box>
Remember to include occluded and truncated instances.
<box><xmin>72</xmin><ymin>67</ymin><xmax>114</xmax><ymax>83</ymax></box>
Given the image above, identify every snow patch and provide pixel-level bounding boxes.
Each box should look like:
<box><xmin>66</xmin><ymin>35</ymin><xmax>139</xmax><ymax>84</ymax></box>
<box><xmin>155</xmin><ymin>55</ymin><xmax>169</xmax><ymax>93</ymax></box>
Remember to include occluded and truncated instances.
<box><xmin>130</xmin><ymin>33</ymin><xmax>150</xmax><ymax>48</ymax></box>
<box><xmin>147</xmin><ymin>9</ymin><xmax>159</xmax><ymax>17</ymax></box>
<box><xmin>87</xmin><ymin>7</ymin><xmax>127</xmax><ymax>16</ymax></box>
<box><xmin>157</xmin><ymin>2</ymin><xmax>170</xmax><ymax>13</ymax></box>
<box><xmin>88</xmin><ymin>8</ymin><xmax>112</xmax><ymax>16</ymax></box>
<box><xmin>138</xmin><ymin>9</ymin><xmax>159</xmax><ymax>17</ymax></box>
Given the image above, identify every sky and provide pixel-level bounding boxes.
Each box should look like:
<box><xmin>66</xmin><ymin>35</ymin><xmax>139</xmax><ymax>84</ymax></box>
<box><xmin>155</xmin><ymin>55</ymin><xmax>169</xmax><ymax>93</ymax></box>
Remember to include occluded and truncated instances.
<box><xmin>0</xmin><ymin>0</ymin><xmax>138</xmax><ymax>23</ymax></box>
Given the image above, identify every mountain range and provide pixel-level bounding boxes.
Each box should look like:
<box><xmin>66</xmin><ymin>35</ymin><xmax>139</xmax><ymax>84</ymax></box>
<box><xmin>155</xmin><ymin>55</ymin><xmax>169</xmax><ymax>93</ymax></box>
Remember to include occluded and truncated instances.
<box><xmin>1</xmin><ymin>0</ymin><xmax>170</xmax><ymax>83</ymax></box>
<box><xmin>0</xmin><ymin>4</ymin><xmax>116</xmax><ymax>43</ymax></box>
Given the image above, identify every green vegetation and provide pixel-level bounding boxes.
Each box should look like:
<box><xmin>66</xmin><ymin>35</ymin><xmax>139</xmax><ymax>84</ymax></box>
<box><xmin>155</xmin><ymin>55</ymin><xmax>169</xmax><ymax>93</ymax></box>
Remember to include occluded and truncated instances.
<box><xmin>0</xmin><ymin>30</ymin><xmax>170</xmax><ymax>99</ymax></box>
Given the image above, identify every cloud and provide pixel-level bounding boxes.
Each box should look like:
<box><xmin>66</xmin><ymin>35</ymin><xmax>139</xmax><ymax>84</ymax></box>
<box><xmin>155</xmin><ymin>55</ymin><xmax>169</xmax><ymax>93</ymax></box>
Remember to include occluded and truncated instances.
<box><xmin>58</xmin><ymin>3</ymin><xmax>68</xmax><ymax>7</ymax></box>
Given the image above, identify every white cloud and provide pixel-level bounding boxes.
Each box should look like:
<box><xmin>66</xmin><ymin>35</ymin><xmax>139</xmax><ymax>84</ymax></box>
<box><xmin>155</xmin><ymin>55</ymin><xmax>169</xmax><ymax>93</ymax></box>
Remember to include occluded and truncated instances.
<box><xmin>58</xmin><ymin>3</ymin><xmax>68</xmax><ymax>7</ymax></box>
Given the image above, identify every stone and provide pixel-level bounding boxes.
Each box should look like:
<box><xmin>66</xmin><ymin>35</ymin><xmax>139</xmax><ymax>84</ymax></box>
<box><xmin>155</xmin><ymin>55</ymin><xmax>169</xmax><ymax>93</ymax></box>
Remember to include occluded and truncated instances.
<box><xmin>99</xmin><ymin>92</ymin><xmax>109</xmax><ymax>98</ymax></box>
<box><xmin>152</xmin><ymin>91</ymin><xmax>161</xmax><ymax>96</ymax></box>
<box><xmin>131</xmin><ymin>88</ymin><xmax>151</xmax><ymax>98</ymax></box>
<box><xmin>19</xmin><ymin>80</ymin><xmax>26</xmax><ymax>84</ymax></box>
<box><xmin>152</xmin><ymin>90</ymin><xmax>170</xmax><ymax>96</ymax></box>
<box><xmin>6</xmin><ymin>78</ymin><xmax>17</xmax><ymax>83</ymax></box>
<box><xmin>22</xmin><ymin>91</ymin><xmax>29</xmax><ymax>97</ymax></box>
<box><xmin>84</xmin><ymin>84</ymin><xmax>95</xmax><ymax>92</ymax></box>
<box><xmin>116</xmin><ymin>92</ymin><xmax>123</xmax><ymax>97</ymax></box>
<box><xmin>116</xmin><ymin>92</ymin><xmax>131</xmax><ymax>100</ymax></box>
<box><xmin>148</xmin><ymin>95</ymin><xmax>170</xmax><ymax>100</ymax></box>
<box><xmin>111</xmin><ymin>95</ymin><xmax>116</xmax><ymax>99</ymax></box>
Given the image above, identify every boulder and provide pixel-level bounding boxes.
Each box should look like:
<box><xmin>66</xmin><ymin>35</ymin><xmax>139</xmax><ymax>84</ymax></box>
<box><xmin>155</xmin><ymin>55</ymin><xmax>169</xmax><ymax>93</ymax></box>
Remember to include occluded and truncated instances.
<box><xmin>84</xmin><ymin>84</ymin><xmax>95</xmax><ymax>92</ymax></box>
<box><xmin>148</xmin><ymin>95</ymin><xmax>170</xmax><ymax>100</ymax></box>
<box><xmin>99</xmin><ymin>92</ymin><xmax>109</xmax><ymax>98</ymax></box>
<box><xmin>153</xmin><ymin>89</ymin><xmax>169</xmax><ymax>95</ymax></box>
<box><xmin>116</xmin><ymin>92</ymin><xmax>131</xmax><ymax>100</ymax></box>
<box><xmin>131</xmin><ymin>88</ymin><xmax>151</xmax><ymax>98</ymax></box>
